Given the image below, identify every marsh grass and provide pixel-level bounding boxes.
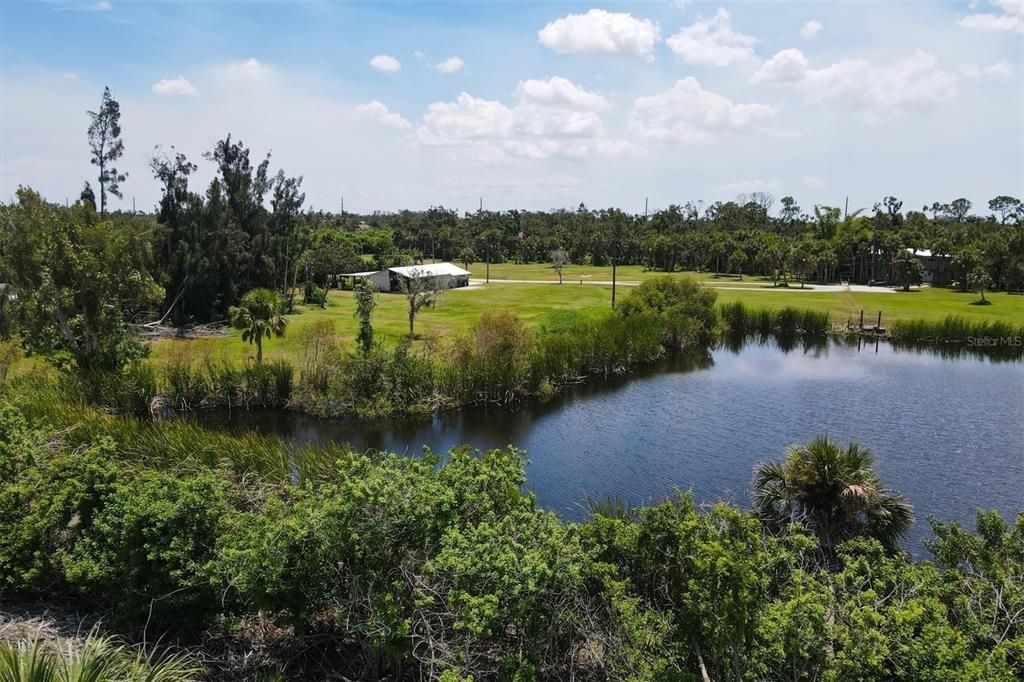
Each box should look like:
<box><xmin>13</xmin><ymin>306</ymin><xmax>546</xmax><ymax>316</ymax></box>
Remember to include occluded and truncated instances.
<box><xmin>162</xmin><ymin>346</ymin><xmax>293</xmax><ymax>411</ymax></box>
<box><xmin>3</xmin><ymin>376</ymin><xmax>331</xmax><ymax>482</ymax></box>
<box><xmin>720</xmin><ymin>302</ymin><xmax>831</xmax><ymax>336</ymax></box>
<box><xmin>890</xmin><ymin>315</ymin><xmax>1024</xmax><ymax>358</ymax></box>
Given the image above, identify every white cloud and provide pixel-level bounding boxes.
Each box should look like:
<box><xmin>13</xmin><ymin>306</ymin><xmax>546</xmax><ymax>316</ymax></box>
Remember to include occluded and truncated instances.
<box><xmin>666</xmin><ymin>8</ymin><xmax>757</xmax><ymax>66</ymax></box>
<box><xmin>151</xmin><ymin>75</ymin><xmax>199</xmax><ymax>97</ymax></box>
<box><xmin>56</xmin><ymin>0</ymin><xmax>113</xmax><ymax>11</ymax></box>
<box><xmin>630</xmin><ymin>77</ymin><xmax>776</xmax><ymax>144</ymax></box>
<box><xmin>960</xmin><ymin>61</ymin><xmax>1014</xmax><ymax>80</ymax></box>
<box><xmin>369</xmin><ymin>54</ymin><xmax>401</xmax><ymax>73</ymax></box>
<box><xmin>717</xmin><ymin>179</ymin><xmax>779</xmax><ymax>193</ymax></box>
<box><xmin>538</xmin><ymin>9</ymin><xmax>660</xmax><ymax>61</ymax></box>
<box><xmin>436</xmin><ymin>56</ymin><xmax>465</xmax><ymax>74</ymax></box>
<box><xmin>212</xmin><ymin>58</ymin><xmax>272</xmax><ymax>83</ymax></box>
<box><xmin>356</xmin><ymin>100</ymin><xmax>411</xmax><ymax>129</ymax></box>
<box><xmin>417</xmin><ymin>77</ymin><xmax>628</xmax><ymax>160</ymax></box>
<box><xmin>413</xmin><ymin>50</ymin><xmax>426</xmax><ymax>61</ymax></box>
<box><xmin>960</xmin><ymin>0</ymin><xmax>1024</xmax><ymax>32</ymax></box>
<box><xmin>800</xmin><ymin>20</ymin><xmax>823</xmax><ymax>40</ymax></box>
<box><xmin>752</xmin><ymin>49</ymin><xmax>962</xmax><ymax>120</ymax></box>
<box><xmin>62</xmin><ymin>72</ymin><xmax>78</xmax><ymax>79</ymax></box>
<box><xmin>419</xmin><ymin>93</ymin><xmax>515</xmax><ymax>143</ymax></box>
<box><xmin>515</xmin><ymin>76</ymin><xmax>608</xmax><ymax>111</ymax></box>
<box><xmin>802</xmin><ymin>175</ymin><xmax>824</xmax><ymax>188</ymax></box>
<box><xmin>751</xmin><ymin>48</ymin><xmax>810</xmax><ymax>84</ymax></box>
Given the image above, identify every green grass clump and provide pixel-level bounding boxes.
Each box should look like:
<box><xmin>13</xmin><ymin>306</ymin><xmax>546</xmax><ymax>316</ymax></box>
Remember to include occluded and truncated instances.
<box><xmin>891</xmin><ymin>315</ymin><xmax>1024</xmax><ymax>357</ymax></box>
<box><xmin>3</xmin><ymin>376</ymin><xmax>329</xmax><ymax>482</ymax></box>
<box><xmin>0</xmin><ymin>630</ymin><xmax>199</xmax><ymax>682</ymax></box>
<box><xmin>719</xmin><ymin>302</ymin><xmax>830</xmax><ymax>337</ymax></box>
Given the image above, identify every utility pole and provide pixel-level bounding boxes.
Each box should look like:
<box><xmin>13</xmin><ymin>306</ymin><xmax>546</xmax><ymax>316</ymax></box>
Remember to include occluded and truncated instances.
<box><xmin>612</xmin><ymin>257</ymin><xmax>617</xmax><ymax>310</ymax></box>
<box><xmin>132</xmin><ymin>196</ymin><xmax>136</xmax><ymax>214</ymax></box>
<box><xmin>844</xmin><ymin>196</ymin><xmax>849</xmax><ymax>221</ymax></box>
<box><xmin>479</xmin><ymin>196</ymin><xmax>483</xmax><ymax>212</ymax></box>
<box><xmin>644</xmin><ymin>196</ymin><xmax>648</xmax><ymax>219</ymax></box>
<box><xmin>341</xmin><ymin>196</ymin><xmax>344</xmax><ymax>217</ymax></box>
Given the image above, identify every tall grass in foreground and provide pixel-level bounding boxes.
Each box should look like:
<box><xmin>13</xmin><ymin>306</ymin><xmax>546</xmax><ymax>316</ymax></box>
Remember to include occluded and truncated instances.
<box><xmin>719</xmin><ymin>302</ymin><xmax>831</xmax><ymax>336</ymax></box>
<box><xmin>0</xmin><ymin>630</ymin><xmax>198</xmax><ymax>682</ymax></box>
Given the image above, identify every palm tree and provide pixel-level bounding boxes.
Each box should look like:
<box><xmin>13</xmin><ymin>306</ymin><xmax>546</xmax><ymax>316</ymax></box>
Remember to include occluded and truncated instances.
<box><xmin>229</xmin><ymin>288</ymin><xmax>287</xmax><ymax>364</ymax></box>
<box><xmin>752</xmin><ymin>436</ymin><xmax>913</xmax><ymax>554</ymax></box>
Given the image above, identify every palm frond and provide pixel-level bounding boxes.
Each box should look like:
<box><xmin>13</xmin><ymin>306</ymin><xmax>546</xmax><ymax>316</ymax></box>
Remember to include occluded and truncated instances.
<box><xmin>865</xmin><ymin>490</ymin><xmax>915</xmax><ymax>550</ymax></box>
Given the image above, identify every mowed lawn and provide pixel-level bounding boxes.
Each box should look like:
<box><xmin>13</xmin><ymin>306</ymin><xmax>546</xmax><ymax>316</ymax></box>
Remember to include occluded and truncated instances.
<box><xmin>149</xmin><ymin>283</ymin><xmax>614</xmax><ymax>364</ymax></box>
<box><xmin>716</xmin><ymin>287</ymin><xmax>1024</xmax><ymax>325</ymax></box>
<box><xmin>150</xmin><ymin>279</ymin><xmax>1024</xmax><ymax>365</ymax></box>
<box><xmin>467</xmin><ymin>262</ymin><xmax>775</xmax><ymax>287</ymax></box>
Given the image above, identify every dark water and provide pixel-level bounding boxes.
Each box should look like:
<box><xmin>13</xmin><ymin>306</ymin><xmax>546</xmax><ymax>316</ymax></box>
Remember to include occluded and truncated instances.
<box><xmin>199</xmin><ymin>338</ymin><xmax>1024</xmax><ymax>552</ymax></box>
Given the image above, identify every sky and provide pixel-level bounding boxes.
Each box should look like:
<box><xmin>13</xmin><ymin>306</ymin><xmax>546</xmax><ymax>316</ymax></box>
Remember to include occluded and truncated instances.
<box><xmin>1</xmin><ymin>0</ymin><xmax>1022</xmax><ymax>216</ymax></box>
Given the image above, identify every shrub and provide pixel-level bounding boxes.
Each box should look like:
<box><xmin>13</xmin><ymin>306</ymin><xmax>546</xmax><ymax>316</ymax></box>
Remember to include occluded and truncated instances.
<box><xmin>618</xmin><ymin>276</ymin><xmax>718</xmax><ymax>349</ymax></box>
<box><xmin>443</xmin><ymin>311</ymin><xmax>536</xmax><ymax>404</ymax></box>
<box><xmin>61</xmin><ymin>470</ymin><xmax>230</xmax><ymax>634</ymax></box>
<box><xmin>0</xmin><ymin>338</ymin><xmax>22</xmax><ymax>383</ymax></box>
<box><xmin>290</xmin><ymin>320</ymin><xmax>345</xmax><ymax>414</ymax></box>
<box><xmin>0</xmin><ymin>435</ymin><xmax>120</xmax><ymax>594</ymax></box>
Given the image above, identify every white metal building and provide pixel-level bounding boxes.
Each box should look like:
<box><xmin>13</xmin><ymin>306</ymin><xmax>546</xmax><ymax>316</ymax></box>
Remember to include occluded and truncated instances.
<box><xmin>342</xmin><ymin>262</ymin><xmax>471</xmax><ymax>292</ymax></box>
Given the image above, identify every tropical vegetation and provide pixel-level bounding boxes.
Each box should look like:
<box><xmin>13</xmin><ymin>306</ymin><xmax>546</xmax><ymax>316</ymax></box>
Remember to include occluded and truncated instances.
<box><xmin>0</xmin><ymin>393</ymin><xmax>1020</xmax><ymax>681</ymax></box>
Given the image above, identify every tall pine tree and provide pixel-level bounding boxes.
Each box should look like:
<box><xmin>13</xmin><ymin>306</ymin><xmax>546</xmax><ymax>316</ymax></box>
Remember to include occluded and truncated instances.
<box><xmin>87</xmin><ymin>86</ymin><xmax>127</xmax><ymax>214</ymax></box>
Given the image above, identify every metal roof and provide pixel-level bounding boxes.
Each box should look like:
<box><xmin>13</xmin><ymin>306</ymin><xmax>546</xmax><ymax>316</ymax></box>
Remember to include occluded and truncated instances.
<box><xmin>387</xmin><ymin>263</ymin><xmax>471</xmax><ymax>277</ymax></box>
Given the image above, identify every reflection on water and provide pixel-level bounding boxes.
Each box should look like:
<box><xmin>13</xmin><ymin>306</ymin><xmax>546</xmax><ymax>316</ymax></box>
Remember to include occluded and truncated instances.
<box><xmin>197</xmin><ymin>338</ymin><xmax>1024</xmax><ymax>554</ymax></box>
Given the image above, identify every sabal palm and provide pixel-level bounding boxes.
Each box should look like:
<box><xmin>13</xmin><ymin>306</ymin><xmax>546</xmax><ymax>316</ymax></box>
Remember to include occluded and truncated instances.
<box><xmin>752</xmin><ymin>436</ymin><xmax>913</xmax><ymax>552</ymax></box>
<box><xmin>229</xmin><ymin>288</ymin><xmax>287</xmax><ymax>364</ymax></box>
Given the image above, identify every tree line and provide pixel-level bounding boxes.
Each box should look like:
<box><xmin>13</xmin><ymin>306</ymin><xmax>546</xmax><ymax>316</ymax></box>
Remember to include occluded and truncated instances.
<box><xmin>2</xmin><ymin>86</ymin><xmax>1022</xmax><ymax>376</ymax></box>
<box><xmin>6</xmin><ymin>87</ymin><xmax>1021</xmax><ymax>327</ymax></box>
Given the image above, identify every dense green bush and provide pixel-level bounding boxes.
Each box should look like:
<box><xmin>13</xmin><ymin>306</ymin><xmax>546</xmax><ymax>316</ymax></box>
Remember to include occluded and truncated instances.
<box><xmin>2</xmin><ymin>396</ymin><xmax>1021</xmax><ymax>680</ymax></box>
<box><xmin>62</xmin><ymin>470</ymin><xmax>230</xmax><ymax>634</ymax></box>
<box><xmin>617</xmin><ymin>275</ymin><xmax>719</xmax><ymax>348</ymax></box>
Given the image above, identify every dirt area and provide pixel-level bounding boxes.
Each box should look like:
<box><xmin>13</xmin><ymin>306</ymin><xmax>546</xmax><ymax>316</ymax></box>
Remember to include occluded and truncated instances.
<box><xmin>0</xmin><ymin>602</ymin><xmax>108</xmax><ymax>644</ymax></box>
<box><xmin>136</xmin><ymin>322</ymin><xmax>230</xmax><ymax>341</ymax></box>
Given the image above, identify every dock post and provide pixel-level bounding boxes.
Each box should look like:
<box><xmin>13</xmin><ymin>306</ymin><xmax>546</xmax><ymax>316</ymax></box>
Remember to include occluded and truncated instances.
<box><xmin>859</xmin><ymin>310</ymin><xmax>864</xmax><ymax>330</ymax></box>
<box><xmin>877</xmin><ymin>310</ymin><xmax>882</xmax><ymax>331</ymax></box>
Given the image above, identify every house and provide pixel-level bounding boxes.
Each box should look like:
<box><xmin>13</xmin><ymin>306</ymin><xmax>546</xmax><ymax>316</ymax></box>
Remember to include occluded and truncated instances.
<box><xmin>341</xmin><ymin>262</ymin><xmax>471</xmax><ymax>292</ymax></box>
<box><xmin>907</xmin><ymin>248</ymin><xmax>952</xmax><ymax>286</ymax></box>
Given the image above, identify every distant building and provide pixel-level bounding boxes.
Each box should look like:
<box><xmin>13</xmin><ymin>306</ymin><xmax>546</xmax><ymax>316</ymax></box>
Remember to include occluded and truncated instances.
<box><xmin>341</xmin><ymin>262</ymin><xmax>471</xmax><ymax>292</ymax></box>
<box><xmin>907</xmin><ymin>248</ymin><xmax>952</xmax><ymax>286</ymax></box>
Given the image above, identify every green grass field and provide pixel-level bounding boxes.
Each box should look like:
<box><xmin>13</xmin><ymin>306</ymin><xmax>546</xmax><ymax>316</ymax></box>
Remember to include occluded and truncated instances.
<box><xmin>150</xmin><ymin>279</ymin><xmax>1024</xmax><ymax>365</ymax></box>
<box><xmin>466</xmin><ymin>262</ymin><xmax>773</xmax><ymax>287</ymax></box>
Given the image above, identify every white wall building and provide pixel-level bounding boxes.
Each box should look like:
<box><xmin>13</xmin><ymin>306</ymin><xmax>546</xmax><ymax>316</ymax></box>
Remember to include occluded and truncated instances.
<box><xmin>343</xmin><ymin>263</ymin><xmax>471</xmax><ymax>292</ymax></box>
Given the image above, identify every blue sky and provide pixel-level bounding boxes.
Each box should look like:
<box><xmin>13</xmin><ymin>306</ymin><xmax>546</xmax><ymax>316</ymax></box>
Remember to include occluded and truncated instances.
<box><xmin>1</xmin><ymin>1</ymin><xmax>1021</xmax><ymax>215</ymax></box>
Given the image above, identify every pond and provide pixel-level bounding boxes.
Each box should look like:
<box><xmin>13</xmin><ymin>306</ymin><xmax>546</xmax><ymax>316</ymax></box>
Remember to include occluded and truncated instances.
<box><xmin>199</xmin><ymin>337</ymin><xmax>1024</xmax><ymax>553</ymax></box>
